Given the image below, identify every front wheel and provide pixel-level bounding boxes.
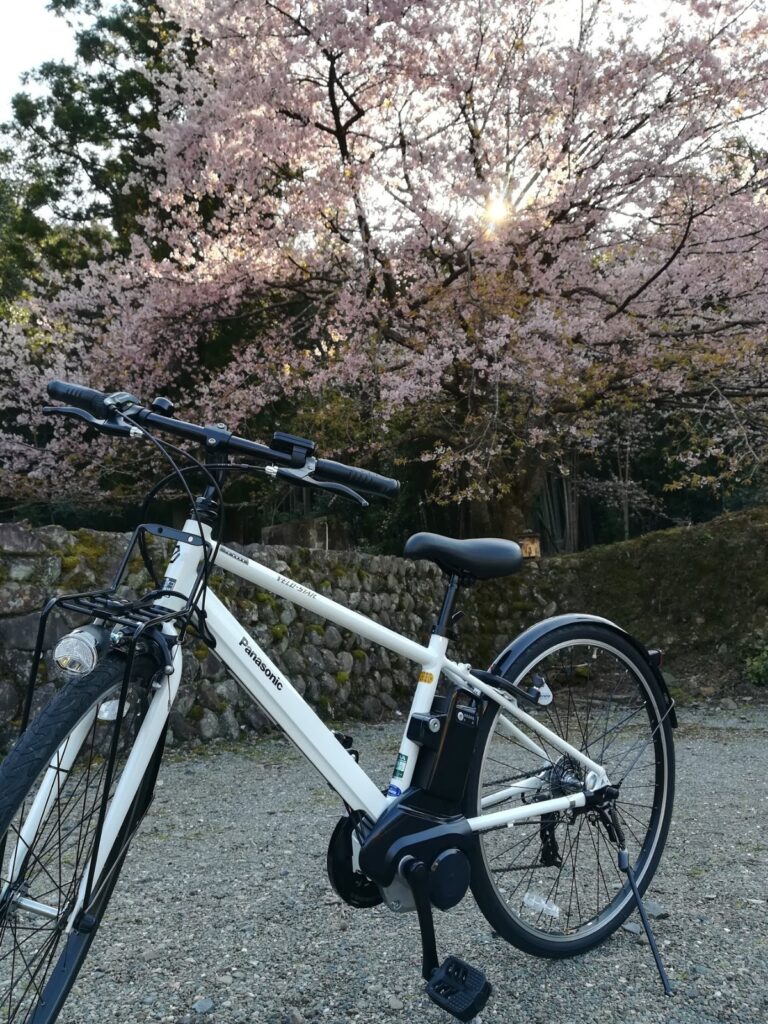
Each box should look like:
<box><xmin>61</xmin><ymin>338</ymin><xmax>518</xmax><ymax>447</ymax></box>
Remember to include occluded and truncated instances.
<box><xmin>464</xmin><ymin>623</ymin><xmax>675</xmax><ymax>958</ymax></box>
<box><xmin>0</xmin><ymin>652</ymin><xmax>162</xmax><ymax>1023</ymax></box>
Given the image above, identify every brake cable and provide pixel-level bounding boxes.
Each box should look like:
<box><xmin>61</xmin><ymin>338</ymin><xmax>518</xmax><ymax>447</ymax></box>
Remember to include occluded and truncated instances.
<box><xmin>137</xmin><ymin>463</ymin><xmax>262</xmax><ymax>586</ymax></box>
<box><xmin>44</xmin><ymin>398</ymin><xmax>371</xmax><ymax>593</ymax></box>
<box><xmin>121</xmin><ymin>415</ymin><xmax>227</xmax><ymax>627</ymax></box>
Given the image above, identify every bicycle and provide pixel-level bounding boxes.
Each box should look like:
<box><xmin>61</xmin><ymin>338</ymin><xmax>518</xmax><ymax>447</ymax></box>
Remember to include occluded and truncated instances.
<box><xmin>0</xmin><ymin>381</ymin><xmax>677</xmax><ymax>1024</ymax></box>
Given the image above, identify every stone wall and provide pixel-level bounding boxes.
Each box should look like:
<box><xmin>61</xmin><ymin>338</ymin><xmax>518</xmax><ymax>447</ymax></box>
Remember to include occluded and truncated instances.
<box><xmin>2</xmin><ymin>509</ymin><xmax>767</xmax><ymax>749</ymax></box>
<box><xmin>0</xmin><ymin>521</ymin><xmax>450</xmax><ymax>751</ymax></box>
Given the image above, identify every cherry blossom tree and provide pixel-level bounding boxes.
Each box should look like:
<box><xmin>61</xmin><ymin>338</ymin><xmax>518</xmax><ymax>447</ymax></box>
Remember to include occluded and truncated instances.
<box><xmin>4</xmin><ymin>0</ymin><xmax>768</xmax><ymax>535</ymax></box>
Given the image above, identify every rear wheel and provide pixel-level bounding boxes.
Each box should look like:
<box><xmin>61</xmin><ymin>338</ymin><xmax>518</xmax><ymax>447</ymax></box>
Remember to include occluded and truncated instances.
<box><xmin>464</xmin><ymin>623</ymin><xmax>675</xmax><ymax>957</ymax></box>
<box><xmin>0</xmin><ymin>653</ymin><xmax>161</xmax><ymax>1023</ymax></box>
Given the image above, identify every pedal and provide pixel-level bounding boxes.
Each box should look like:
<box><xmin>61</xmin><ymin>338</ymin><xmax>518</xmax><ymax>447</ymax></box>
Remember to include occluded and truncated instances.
<box><xmin>426</xmin><ymin>956</ymin><xmax>492</xmax><ymax>1022</ymax></box>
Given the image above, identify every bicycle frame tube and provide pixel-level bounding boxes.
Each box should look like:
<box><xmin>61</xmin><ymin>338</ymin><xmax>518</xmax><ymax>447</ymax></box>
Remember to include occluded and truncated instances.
<box><xmin>208</xmin><ymin>535</ymin><xmax>449</xmax><ymax>801</ymax></box>
<box><xmin>32</xmin><ymin>514</ymin><xmax>618</xmax><ymax>924</ymax></box>
<box><xmin>200</xmin><ymin>587</ymin><xmax>387</xmax><ymax>818</ymax></box>
<box><xmin>161</xmin><ymin>522</ymin><xmax>612</xmax><ymax>831</ymax></box>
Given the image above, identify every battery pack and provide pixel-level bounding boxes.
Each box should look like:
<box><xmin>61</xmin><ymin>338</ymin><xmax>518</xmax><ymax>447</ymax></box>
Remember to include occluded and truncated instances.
<box><xmin>410</xmin><ymin>689</ymin><xmax>484</xmax><ymax>804</ymax></box>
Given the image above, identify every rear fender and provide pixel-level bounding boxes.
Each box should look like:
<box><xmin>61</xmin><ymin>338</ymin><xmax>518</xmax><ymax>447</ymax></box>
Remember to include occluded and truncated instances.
<box><xmin>490</xmin><ymin>614</ymin><xmax>677</xmax><ymax>728</ymax></box>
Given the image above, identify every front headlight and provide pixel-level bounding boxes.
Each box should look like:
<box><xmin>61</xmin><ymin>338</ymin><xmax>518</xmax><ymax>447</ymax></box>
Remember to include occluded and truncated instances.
<box><xmin>53</xmin><ymin>625</ymin><xmax>109</xmax><ymax>676</ymax></box>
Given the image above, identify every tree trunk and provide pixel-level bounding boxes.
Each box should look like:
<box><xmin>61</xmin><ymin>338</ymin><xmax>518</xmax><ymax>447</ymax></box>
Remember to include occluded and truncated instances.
<box><xmin>465</xmin><ymin>490</ymin><xmax>527</xmax><ymax>540</ymax></box>
<box><xmin>562</xmin><ymin>453</ymin><xmax>580</xmax><ymax>553</ymax></box>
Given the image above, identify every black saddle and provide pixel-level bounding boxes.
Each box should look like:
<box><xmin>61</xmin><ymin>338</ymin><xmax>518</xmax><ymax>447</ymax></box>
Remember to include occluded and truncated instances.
<box><xmin>403</xmin><ymin>532</ymin><xmax>523</xmax><ymax>581</ymax></box>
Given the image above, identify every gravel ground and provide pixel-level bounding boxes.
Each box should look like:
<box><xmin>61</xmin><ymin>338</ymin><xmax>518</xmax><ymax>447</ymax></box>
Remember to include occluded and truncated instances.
<box><xmin>62</xmin><ymin>705</ymin><xmax>768</xmax><ymax>1024</ymax></box>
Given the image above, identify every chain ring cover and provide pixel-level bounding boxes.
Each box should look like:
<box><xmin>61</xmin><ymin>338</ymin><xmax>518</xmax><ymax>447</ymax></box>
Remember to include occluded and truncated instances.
<box><xmin>326</xmin><ymin>815</ymin><xmax>383</xmax><ymax>908</ymax></box>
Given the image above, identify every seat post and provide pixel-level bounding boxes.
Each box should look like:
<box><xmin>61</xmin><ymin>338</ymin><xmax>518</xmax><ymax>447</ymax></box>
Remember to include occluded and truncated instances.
<box><xmin>433</xmin><ymin>574</ymin><xmax>460</xmax><ymax>637</ymax></box>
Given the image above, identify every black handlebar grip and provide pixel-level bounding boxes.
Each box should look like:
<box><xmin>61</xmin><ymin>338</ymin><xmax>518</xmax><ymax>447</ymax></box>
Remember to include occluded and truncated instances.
<box><xmin>47</xmin><ymin>380</ymin><xmax>112</xmax><ymax>420</ymax></box>
<box><xmin>314</xmin><ymin>459</ymin><xmax>400</xmax><ymax>498</ymax></box>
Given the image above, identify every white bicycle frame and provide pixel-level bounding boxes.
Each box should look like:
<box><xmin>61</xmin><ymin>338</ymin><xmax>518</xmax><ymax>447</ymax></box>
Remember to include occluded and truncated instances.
<box><xmin>7</xmin><ymin>516</ymin><xmax>612</xmax><ymax>930</ymax></box>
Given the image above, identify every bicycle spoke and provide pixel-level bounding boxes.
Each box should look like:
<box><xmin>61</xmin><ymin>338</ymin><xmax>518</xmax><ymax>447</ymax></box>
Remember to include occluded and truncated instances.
<box><xmin>473</xmin><ymin>630</ymin><xmax>672</xmax><ymax>952</ymax></box>
<box><xmin>0</xmin><ymin>663</ymin><xmax>152</xmax><ymax>1023</ymax></box>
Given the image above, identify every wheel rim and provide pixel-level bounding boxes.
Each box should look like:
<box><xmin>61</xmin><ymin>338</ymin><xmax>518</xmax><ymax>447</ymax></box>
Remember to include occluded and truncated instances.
<box><xmin>475</xmin><ymin>640</ymin><xmax>671</xmax><ymax>945</ymax></box>
<box><xmin>0</xmin><ymin>682</ymin><xmax>147</xmax><ymax>1022</ymax></box>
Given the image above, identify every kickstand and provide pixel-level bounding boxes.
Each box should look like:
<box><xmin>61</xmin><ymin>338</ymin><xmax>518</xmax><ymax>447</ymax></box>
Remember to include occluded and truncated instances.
<box><xmin>618</xmin><ymin>848</ymin><xmax>673</xmax><ymax>996</ymax></box>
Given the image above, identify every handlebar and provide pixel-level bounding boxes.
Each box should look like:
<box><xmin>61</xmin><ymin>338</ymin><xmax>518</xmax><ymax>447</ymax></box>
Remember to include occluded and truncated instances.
<box><xmin>47</xmin><ymin>380</ymin><xmax>113</xmax><ymax>420</ymax></box>
<box><xmin>45</xmin><ymin>380</ymin><xmax>400</xmax><ymax>502</ymax></box>
<box><xmin>314</xmin><ymin>459</ymin><xmax>401</xmax><ymax>500</ymax></box>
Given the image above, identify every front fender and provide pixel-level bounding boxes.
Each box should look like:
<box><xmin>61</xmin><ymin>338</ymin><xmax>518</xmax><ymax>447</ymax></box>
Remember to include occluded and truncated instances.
<box><xmin>490</xmin><ymin>614</ymin><xmax>677</xmax><ymax>728</ymax></box>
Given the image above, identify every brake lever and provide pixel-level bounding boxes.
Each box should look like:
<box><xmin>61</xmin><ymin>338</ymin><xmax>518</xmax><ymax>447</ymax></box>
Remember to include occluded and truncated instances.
<box><xmin>313</xmin><ymin>480</ymin><xmax>369</xmax><ymax>507</ymax></box>
<box><xmin>42</xmin><ymin>405</ymin><xmax>134</xmax><ymax>437</ymax></box>
<box><xmin>272</xmin><ymin>467</ymin><xmax>369</xmax><ymax>507</ymax></box>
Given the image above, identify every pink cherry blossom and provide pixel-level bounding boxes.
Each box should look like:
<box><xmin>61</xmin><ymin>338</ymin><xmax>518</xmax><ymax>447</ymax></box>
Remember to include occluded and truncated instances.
<box><xmin>3</xmin><ymin>0</ymin><xmax>767</xmax><ymax>515</ymax></box>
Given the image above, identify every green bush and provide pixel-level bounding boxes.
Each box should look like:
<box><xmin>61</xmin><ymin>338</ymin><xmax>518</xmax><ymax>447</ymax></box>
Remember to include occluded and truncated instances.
<box><xmin>745</xmin><ymin>644</ymin><xmax>768</xmax><ymax>686</ymax></box>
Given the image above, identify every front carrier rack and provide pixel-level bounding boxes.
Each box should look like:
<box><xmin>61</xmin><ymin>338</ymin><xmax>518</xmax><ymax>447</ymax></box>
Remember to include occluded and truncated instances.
<box><xmin>20</xmin><ymin>522</ymin><xmax>212</xmax><ymax>738</ymax></box>
<box><xmin>16</xmin><ymin>523</ymin><xmax>214</xmax><ymax>916</ymax></box>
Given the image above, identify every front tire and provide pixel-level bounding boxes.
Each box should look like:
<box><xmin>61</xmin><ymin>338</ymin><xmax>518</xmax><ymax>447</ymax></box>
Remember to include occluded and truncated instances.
<box><xmin>464</xmin><ymin>623</ymin><xmax>675</xmax><ymax>957</ymax></box>
<box><xmin>0</xmin><ymin>653</ymin><xmax>161</xmax><ymax>1023</ymax></box>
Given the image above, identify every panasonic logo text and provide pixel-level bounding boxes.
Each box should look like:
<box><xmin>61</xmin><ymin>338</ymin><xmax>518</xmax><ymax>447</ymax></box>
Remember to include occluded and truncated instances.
<box><xmin>239</xmin><ymin>637</ymin><xmax>283</xmax><ymax>690</ymax></box>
